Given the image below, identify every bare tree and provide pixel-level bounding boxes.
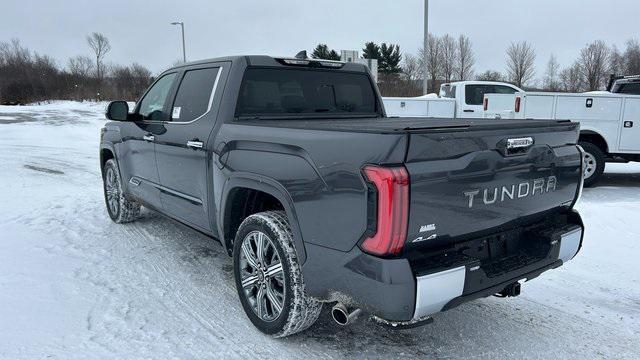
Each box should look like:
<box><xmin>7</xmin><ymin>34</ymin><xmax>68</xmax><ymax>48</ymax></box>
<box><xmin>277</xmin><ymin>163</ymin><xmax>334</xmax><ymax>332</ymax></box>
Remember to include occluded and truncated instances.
<box><xmin>455</xmin><ymin>34</ymin><xmax>475</xmax><ymax>81</ymax></box>
<box><xmin>560</xmin><ymin>62</ymin><xmax>585</xmax><ymax>92</ymax></box>
<box><xmin>68</xmin><ymin>55</ymin><xmax>94</xmax><ymax>78</ymax></box>
<box><xmin>609</xmin><ymin>45</ymin><xmax>625</xmax><ymax>76</ymax></box>
<box><xmin>476</xmin><ymin>70</ymin><xmax>504</xmax><ymax>82</ymax></box>
<box><xmin>506</xmin><ymin>41</ymin><xmax>536</xmax><ymax>88</ymax></box>
<box><xmin>624</xmin><ymin>39</ymin><xmax>640</xmax><ymax>75</ymax></box>
<box><xmin>439</xmin><ymin>34</ymin><xmax>457</xmax><ymax>82</ymax></box>
<box><xmin>419</xmin><ymin>33</ymin><xmax>442</xmax><ymax>93</ymax></box>
<box><xmin>543</xmin><ymin>54</ymin><xmax>561</xmax><ymax>91</ymax></box>
<box><xmin>87</xmin><ymin>32</ymin><xmax>111</xmax><ymax>80</ymax></box>
<box><xmin>579</xmin><ymin>40</ymin><xmax>610</xmax><ymax>91</ymax></box>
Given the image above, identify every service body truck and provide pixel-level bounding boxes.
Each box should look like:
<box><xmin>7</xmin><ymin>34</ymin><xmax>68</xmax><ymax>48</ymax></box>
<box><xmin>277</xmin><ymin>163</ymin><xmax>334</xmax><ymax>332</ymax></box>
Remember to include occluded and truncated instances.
<box><xmin>383</xmin><ymin>81</ymin><xmax>522</xmax><ymax>118</ymax></box>
<box><xmin>484</xmin><ymin>91</ymin><xmax>640</xmax><ymax>186</ymax></box>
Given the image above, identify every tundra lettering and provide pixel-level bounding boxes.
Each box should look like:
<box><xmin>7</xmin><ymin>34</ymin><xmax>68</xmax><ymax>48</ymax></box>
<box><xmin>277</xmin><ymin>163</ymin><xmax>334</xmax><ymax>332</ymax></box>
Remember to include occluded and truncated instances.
<box><xmin>100</xmin><ymin>55</ymin><xmax>585</xmax><ymax>337</ymax></box>
<box><xmin>464</xmin><ymin>176</ymin><xmax>558</xmax><ymax>208</ymax></box>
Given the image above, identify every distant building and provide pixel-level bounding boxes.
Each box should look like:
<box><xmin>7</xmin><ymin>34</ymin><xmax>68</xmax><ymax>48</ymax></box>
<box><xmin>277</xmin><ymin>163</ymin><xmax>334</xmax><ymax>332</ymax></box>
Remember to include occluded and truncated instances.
<box><xmin>340</xmin><ymin>50</ymin><xmax>378</xmax><ymax>83</ymax></box>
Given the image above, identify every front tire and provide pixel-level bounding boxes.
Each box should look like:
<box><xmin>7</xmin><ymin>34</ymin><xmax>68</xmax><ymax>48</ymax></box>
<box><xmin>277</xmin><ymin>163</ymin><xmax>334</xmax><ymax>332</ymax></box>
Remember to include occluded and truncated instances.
<box><xmin>233</xmin><ymin>211</ymin><xmax>322</xmax><ymax>337</ymax></box>
<box><xmin>102</xmin><ymin>159</ymin><xmax>141</xmax><ymax>223</ymax></box>
<box><xmin>579</xmin><ymin>141</ymin><xmax>605</xmax><ymax>187</ymax></box>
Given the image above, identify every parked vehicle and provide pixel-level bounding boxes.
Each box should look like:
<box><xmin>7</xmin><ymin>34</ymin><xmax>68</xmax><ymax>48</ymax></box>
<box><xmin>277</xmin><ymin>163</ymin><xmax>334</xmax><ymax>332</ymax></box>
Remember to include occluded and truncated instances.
<box><xmin>484</xmin><ymin>90</ymin><xmax>640</xmax><ymax>186</ymax></box>
<box><xmin>607</xmin><ymin>75</ymin><xmax>640</xmax><ymax>95</ymax></box>
<box><xmin>100</xmin><ymin>56</ymin><xmax>585</xmax><ymax>337</ymax></box>
<box><xmin>383</xmin><ymin>81</ymin><xmax>522</xmax><ymax>118</ymax></box>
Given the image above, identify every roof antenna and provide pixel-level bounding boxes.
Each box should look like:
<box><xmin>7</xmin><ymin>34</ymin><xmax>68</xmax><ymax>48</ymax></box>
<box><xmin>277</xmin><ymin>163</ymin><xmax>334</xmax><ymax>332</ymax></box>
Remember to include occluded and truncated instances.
<box><xmin>295</xmin><ymin>50</ymin><xmax>308</xmax><ymax>60</ymax></box>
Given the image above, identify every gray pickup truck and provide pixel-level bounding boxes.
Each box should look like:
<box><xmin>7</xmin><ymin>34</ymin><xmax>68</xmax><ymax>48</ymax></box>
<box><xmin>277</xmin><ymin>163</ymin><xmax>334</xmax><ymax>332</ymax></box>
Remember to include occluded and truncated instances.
<box><xmin>100</xmin><ymin>55</ymin><xmax>586</xmax><ymax>337</ymax></box>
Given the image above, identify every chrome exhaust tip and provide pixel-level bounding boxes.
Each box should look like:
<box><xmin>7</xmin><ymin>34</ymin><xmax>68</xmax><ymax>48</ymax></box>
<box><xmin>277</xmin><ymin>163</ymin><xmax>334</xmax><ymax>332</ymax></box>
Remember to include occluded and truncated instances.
<box><xmin>331</xmin><ymin>303</ymin><xmax>361</xmax><ymax>326</ymax></box>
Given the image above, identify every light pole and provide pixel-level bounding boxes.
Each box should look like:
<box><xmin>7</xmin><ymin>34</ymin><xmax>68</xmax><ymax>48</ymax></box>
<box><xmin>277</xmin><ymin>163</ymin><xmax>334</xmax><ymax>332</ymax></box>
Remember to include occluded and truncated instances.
<box><xmin>423</xmin><ymin>0</ymin><xmax>429</xmax><ymax>95</ymax></box>
<box><xmin>171</xmin><ymin>21</ymin><xmax>186</xmax><ymax>63</ymax></box>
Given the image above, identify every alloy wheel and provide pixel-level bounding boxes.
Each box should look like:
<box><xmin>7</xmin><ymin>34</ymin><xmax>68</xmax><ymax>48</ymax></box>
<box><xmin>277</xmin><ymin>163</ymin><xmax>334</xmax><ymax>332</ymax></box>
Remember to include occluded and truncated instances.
<box><xmin>239</xmin><ymin>230</ymin><xmax>286</xmax><ymax>322</ymax></box>
<box><xmin>105</xmin><ymin>167</ymin><xmax>120</xmax><ymax>216</ymax></box>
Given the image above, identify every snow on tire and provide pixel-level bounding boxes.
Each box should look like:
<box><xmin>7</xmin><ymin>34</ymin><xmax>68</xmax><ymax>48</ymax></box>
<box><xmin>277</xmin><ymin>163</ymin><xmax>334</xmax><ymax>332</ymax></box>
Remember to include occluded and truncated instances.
<box><xmin>233</xmin><ymin>210</ymin><xmax>322</xmax><ymax>337</ymax></box>
<box><xmin>102</xmin><ymin>159</ymin><xmax>141</xmax><ymax>223</ymax></box>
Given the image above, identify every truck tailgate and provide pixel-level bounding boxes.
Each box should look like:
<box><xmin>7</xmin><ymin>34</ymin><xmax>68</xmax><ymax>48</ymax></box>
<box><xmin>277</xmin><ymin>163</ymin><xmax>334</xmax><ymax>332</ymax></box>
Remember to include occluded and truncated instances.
<box><xmin>403</xmin><ymin>122</ymin><xmax>582</xmax><ymax>251</ymax></box>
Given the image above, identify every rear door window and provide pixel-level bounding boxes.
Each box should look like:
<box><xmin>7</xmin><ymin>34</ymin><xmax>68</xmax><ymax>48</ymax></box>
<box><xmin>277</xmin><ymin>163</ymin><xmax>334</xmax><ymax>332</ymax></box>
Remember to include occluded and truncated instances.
<box><xmin>236</xmin><ymin>68</ymin><xmax>378</xmax><ymax>118</ymax></box>
<box><xmin>465</xmin><ymin>85</ymin><xmax>517</xmax><ymax>105</ymax></box>
<box><xmin>171</xmin><ymin>67</ymin><xmax>220</xmax><ymax>122</ymax></box>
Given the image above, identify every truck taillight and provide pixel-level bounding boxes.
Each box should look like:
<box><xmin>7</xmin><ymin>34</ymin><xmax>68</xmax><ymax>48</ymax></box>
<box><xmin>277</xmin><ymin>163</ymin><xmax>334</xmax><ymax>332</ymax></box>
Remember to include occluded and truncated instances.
<box><xmin>515</xmin><ymin>97</ymin><xmax>521</xmax><ymax>113</ymax></box>
<box><xmin>483</xmin><ymin>98</ymin><xmax>489</xmax><ymax>111</ymax></box>
<box><xmin>361</xmin><ymin>165</ymin><xmax>409</xmax><ymax>256</ymax></box>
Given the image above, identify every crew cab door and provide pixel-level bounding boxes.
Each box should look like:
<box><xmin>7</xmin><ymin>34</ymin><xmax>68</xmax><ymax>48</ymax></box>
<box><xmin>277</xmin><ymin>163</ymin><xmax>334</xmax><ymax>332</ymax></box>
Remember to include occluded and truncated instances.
<box><xmin>118</xmin><ymin>72</ymin><xmax>178</xmax><ymax>209</ymax></box>
<box><xmin>462</xmin><ymin>84</ymin><xmax>519</xmax><ymax>118</ymax></box>
<box><xmin>154</xmin><ymin>64</ymin><xmax>225</xmax><ymax>232</ymax></box>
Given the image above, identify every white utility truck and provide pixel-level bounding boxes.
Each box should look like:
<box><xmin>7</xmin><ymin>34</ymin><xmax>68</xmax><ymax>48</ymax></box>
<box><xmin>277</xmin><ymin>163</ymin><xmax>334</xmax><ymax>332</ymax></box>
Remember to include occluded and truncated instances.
<box><xmin>484</xmin><ymin>91</ymin><xmax>640</xmax><ymax>186</ymax></box>
<box><xmin>383</xmin><ymin>81</ymin><xmax>522</xmax><ymax>119</ymax></box>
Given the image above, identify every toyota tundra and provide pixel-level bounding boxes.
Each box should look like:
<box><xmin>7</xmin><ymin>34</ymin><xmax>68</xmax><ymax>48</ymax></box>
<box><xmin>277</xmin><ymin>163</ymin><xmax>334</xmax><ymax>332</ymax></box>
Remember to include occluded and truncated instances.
<box><xmin>100</xmin><ymin>55</ymin><xmax>585</xmax><ymax>337</ymax></box>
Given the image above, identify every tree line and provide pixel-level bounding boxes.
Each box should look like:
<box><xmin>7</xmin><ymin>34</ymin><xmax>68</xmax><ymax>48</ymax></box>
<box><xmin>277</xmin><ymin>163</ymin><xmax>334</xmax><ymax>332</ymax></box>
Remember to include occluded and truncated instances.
<box><xmin>310</xmin><ymin>35</ymin><xmax>640</xmax><ymax>96</ymax></box>
<box><xmin>0</xmin><ymin>33</ymin><xmax>153</xmax><ymax>104</ymax></box>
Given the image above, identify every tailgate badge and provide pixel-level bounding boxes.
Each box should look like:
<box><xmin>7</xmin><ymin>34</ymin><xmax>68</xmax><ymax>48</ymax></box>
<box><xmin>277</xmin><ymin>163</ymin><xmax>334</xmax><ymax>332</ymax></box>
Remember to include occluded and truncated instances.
<box><xmin>419</xmin><ymin>224</ymin><xmax>436</xmax><ymax>233</ymax></box>
<box><xmin>413</xmin><ymin>234</ymin><xmax>438</xmax><ymax>243</ymax></box>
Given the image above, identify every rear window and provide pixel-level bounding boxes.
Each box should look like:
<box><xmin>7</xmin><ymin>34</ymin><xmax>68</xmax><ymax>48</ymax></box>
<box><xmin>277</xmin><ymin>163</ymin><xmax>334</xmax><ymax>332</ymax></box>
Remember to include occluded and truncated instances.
<box><xmin>617</xmin><ymin>82</ymin><xmax>640</xmax><ymax>95</ymax></box>
<box><xmin>236</xmin><ymin>68</ymin><xmax>378</xmax><ymax>118</ymax></box>
<box><xmin>440</xmin><ymin>85</ymin><xmax>456</xmax><ymax>98</ymax></box>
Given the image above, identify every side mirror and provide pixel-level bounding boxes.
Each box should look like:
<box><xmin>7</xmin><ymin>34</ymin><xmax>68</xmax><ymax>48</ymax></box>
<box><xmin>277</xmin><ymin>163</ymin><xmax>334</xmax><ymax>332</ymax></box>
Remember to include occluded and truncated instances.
<box><xmin>106</xmin><ymin>101</ymin><xmax>130</xmax><ymax>121</ymax></box>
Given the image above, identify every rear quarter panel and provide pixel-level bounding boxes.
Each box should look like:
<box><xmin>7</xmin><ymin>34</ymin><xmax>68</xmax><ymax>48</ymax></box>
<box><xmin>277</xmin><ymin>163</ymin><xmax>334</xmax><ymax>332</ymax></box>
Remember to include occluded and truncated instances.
<box><xmin>215</xmin><ymin>123</ymin><xmax>407</xmax><ymax>252</ymax></box>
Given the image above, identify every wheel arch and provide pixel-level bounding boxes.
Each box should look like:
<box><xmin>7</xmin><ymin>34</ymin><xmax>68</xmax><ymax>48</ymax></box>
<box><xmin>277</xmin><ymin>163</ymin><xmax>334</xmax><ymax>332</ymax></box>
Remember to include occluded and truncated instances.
<box><xmin>219</xmin><ymin>174</ymin><xmax>307</xmax><ymax>264</ymax></box>
<box><xmin>579</xmin><ymin>130</ymin><xmax>609</xmax><ymax>155</ymax></box>
<box><xmin>99</xmin><ymin>144</ymin><xmax>116</xmax><ymax>175</ymax></box>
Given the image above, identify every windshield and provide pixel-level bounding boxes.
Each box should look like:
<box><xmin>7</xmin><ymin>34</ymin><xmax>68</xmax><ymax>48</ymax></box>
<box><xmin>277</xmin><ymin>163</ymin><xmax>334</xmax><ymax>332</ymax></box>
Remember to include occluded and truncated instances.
<box><xmin>236</xmin><ymin>68</ymin><xmax>379</xmax><ymax>119</ymax></box>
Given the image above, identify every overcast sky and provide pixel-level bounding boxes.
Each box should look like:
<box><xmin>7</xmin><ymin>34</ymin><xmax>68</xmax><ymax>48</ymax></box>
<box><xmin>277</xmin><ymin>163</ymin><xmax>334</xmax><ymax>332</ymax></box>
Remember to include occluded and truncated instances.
<box><xmin>2</xmin><ymin>0</ymin><xmax>638</xmax><ymax>81</ymax></box>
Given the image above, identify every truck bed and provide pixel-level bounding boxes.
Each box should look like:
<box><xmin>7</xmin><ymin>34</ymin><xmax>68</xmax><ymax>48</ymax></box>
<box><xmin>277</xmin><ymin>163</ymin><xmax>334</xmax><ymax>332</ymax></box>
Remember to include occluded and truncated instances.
<box><xmin>239</xmin><ymin>117</ymin><xmax>576</xmax><ymax>134</ymax></box>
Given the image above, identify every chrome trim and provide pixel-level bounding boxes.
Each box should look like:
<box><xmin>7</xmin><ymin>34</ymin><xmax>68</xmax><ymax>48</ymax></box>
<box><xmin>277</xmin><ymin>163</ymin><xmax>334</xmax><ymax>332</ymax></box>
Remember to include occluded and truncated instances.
<box><xmin>414</xmin><ymin>266</ymin><xmax>466</xmax><ymax>319</ymax></box>
<box><xmin>559</xmin><ymin>227</ymin><xmax>582</xmax><ymax>262</ymax></box>
<box><xmin>134</xmin><ymin>66</ymin><xmax>224</xmax><ymax>126</ymax></box>
<box><xmin>186</xmin><ymin>140</ymin><xmax>204</xmax><ymax>149</ymax></box>
<box><xmin>132</xmin><ymin>177</ymin><xmax>203</xmax><ymax>205</ymax></box>
<box><xmin>506</xmin><ymin>137</ymin><xmax>534</xmax><ymax>149</ymax></box>
<box><xmin>574</xmin><ymin>145</ymin><xmax>586</xmax><ymax>205</ymax></box>
<box><xmin>168</xmin><ymin>66</ymin><xmax>223</xmax><ymax>125</ymax></box>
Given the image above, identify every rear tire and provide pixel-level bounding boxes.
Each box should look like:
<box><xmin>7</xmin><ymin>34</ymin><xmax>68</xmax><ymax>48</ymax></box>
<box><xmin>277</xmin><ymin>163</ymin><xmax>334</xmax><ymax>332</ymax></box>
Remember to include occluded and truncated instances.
<box><xmin>233</xmin><ymin>211</ymin><xmax>322</xmax><ymax>337</ymax></box>
<box><xmin>579</xmin><ymin>141</ymin><xmax>605</xmax><ymax>187</ymax></box>
<box><xmin>102</xmin><ymin>159</ymin><xmax>141</xmax><ymax>223</ymax></box>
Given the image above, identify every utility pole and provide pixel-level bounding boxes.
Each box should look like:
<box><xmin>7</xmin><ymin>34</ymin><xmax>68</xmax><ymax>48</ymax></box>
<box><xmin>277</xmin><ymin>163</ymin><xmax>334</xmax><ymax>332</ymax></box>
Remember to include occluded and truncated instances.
<box><xmin>423</xmin><ymin>0</ymin><xmax>429</xmax><ymax>95</ymax></box>
<box><xmin>171</xmin><ymin>21</ymin><xmax>186</xmax><ymax>63</ymax></box>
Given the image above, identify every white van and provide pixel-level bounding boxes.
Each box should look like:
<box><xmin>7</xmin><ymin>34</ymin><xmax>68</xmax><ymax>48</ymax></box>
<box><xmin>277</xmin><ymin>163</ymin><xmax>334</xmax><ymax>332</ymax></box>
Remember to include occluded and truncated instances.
<box><xmin>484</xmin><ymin>91</ymin><xmax>640</xmax><ymax>186</ymax></box>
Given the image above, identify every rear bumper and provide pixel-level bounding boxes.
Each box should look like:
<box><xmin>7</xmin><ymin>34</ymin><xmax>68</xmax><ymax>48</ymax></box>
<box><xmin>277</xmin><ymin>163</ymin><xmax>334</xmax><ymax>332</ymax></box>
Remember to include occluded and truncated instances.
<box><xmin>302</xmin><ymin>210</ymin><xmax>584</xmax><ymax>322</ymax></box>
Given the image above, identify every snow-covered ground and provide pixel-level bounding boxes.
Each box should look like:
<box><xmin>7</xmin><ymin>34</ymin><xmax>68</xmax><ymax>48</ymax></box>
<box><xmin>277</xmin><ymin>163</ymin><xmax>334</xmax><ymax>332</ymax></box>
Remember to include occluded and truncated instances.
<box><xmin>0</xmin><ymin>101</ymin><xmax>638</xmax><ymax>359</ymax></box>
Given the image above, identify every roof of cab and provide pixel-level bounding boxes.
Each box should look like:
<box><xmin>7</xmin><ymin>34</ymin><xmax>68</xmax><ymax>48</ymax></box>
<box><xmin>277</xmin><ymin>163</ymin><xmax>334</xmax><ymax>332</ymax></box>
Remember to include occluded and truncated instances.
<box><xmin>165</xmin><ymin>55</ymin><xmax>368</xmax><ymax>73</ymax></box>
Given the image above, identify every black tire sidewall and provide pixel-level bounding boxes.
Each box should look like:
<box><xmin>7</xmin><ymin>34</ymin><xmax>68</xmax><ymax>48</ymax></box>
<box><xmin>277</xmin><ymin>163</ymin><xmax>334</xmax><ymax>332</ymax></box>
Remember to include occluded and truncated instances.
<box><xmin>579</xmin><ymin>141</ymin><xmax>605</xmax><ymax>187</ymax></box>
<box><xmin>102</xmin><ymin>160</ymin><xmax>121</xmax><ymax>221</ymax></box>
<box><xmin>233</xmin><ymin>216</ymin><xmax>294</xmax><ymax>335</ymax></box>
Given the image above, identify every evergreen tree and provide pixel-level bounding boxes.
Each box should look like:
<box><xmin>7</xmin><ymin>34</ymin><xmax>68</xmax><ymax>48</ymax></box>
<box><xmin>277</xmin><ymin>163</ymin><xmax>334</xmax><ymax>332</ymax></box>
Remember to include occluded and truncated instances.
<box><xmin>380</xmin><ymin>43</ymin><xmax>402</xmax><ymax>74</ymax></box>
<box><xmin>311</xmin><ymin>44</ymin><xmax>340</xmax><ymax>61</ymax></box>
<box><xmin>362</xmin><ymin>42</ymin><xmax>381</xmax><ymax>60</ymax></box>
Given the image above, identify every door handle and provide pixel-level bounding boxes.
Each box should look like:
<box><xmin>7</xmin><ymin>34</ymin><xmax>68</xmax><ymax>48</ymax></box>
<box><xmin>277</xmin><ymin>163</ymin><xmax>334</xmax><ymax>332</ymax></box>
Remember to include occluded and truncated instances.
<box><xmin>624</xmin><ymin>121</ymin><xmax>634</xmax><ymax>128</ymax></box>
<box><xmin>143</xmin><ymin>134</ymin><xmax>155</xmax><ymax>142</ymax></box>
<box><xmin>463</xmin><ymin>109</ymin><xmax>475</xmax><ymax>113</ymax></box>
<box><xmin>187</xmin><ymin>140</ymin><xmax>204</xmax><ymax>149</ymax></box>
